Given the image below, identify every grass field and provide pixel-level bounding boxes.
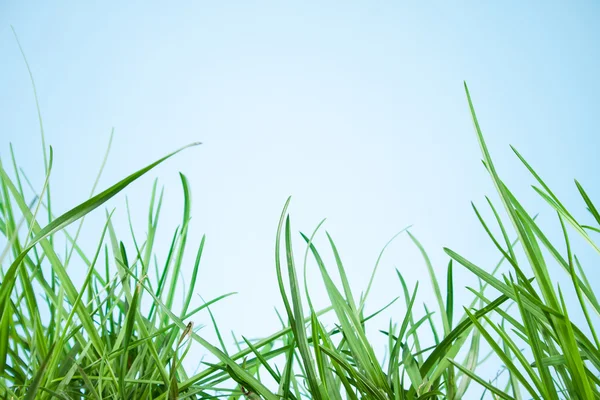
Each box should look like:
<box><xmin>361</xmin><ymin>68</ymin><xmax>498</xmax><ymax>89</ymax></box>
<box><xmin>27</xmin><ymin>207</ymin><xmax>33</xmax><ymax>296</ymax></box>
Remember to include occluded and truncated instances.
<box><xmin>1</xmin><ymin>48</ymin><xmax>599</xmax><ymax>399</ymax></box>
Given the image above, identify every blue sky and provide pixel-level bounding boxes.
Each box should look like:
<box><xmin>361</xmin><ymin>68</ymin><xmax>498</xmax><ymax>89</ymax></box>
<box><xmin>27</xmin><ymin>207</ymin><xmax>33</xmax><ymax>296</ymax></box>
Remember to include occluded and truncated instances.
<box><xmin>2</xmin><ymin>1</ymin><xmax>599</xmax><ymax>386</ymax></box>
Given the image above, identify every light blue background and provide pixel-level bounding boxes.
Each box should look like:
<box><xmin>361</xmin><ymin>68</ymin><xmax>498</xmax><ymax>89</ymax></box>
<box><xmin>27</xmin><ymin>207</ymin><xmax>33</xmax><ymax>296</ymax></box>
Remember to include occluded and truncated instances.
<box><xmin>2</xmin><ymin>1</ymin><xmax>599</xmax><ymax>386</ymax></box>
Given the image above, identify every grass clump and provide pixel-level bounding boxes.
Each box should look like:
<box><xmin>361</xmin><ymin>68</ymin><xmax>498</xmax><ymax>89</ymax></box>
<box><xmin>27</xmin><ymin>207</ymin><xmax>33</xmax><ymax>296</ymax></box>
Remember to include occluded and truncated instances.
<box><xmin>1</xmin><ymin>44</ymin><xmax>598</xmax><ymax>399</ymax></box>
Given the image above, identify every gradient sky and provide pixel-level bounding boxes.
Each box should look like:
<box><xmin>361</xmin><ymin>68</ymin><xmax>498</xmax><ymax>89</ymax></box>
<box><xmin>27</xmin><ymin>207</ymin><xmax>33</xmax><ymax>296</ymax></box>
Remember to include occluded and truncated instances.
<box><xmin>2</xmin><ymin>1</ymin><xmax>599</xmax><ymax>385</ymax></box>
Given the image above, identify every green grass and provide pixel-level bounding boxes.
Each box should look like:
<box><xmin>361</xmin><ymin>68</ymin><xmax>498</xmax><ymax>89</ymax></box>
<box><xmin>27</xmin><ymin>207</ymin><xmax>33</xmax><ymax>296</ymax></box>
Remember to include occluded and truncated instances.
<box><xmin>1</xmin><ymin>43</ymin><xmax>599</xmax><ymax>398</ymax></box>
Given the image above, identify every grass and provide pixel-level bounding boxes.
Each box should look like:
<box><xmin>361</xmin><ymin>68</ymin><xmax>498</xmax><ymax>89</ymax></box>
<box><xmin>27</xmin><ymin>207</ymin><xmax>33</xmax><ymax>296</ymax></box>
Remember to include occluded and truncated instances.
<box><xmin>1</xmin><ymin>44</ymin><xmax>599</xmax><ymax>399</ymax></box>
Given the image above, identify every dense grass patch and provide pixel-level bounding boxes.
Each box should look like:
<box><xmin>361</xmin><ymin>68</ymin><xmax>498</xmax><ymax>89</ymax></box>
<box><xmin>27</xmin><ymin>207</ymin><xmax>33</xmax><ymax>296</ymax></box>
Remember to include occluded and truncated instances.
<box><xmin>1</xmin><ymin>44</ymin><xmax>598</xmax><ymax>399</ymax></box>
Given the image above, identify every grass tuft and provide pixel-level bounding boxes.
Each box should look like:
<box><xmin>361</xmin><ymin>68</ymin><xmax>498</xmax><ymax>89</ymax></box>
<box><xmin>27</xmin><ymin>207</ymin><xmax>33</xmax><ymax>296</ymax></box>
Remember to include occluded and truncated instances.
<box><xmin>1</xmin><ymin>51</ymin><xmax>598</xmax><ymax>398</ymax></box>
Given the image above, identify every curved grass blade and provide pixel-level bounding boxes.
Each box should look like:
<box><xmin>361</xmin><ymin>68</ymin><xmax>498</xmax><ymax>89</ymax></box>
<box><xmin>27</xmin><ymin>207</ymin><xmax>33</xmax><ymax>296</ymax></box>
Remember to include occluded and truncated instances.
<box><xmin>0</xmin><ymin>142</ymin><xmax>200</xmax><ymax>313</ymax></box>
<box><xmin>448</xmin><ymin>359</ymin><xmax>516</xmax><ymax>400</ymax></box>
